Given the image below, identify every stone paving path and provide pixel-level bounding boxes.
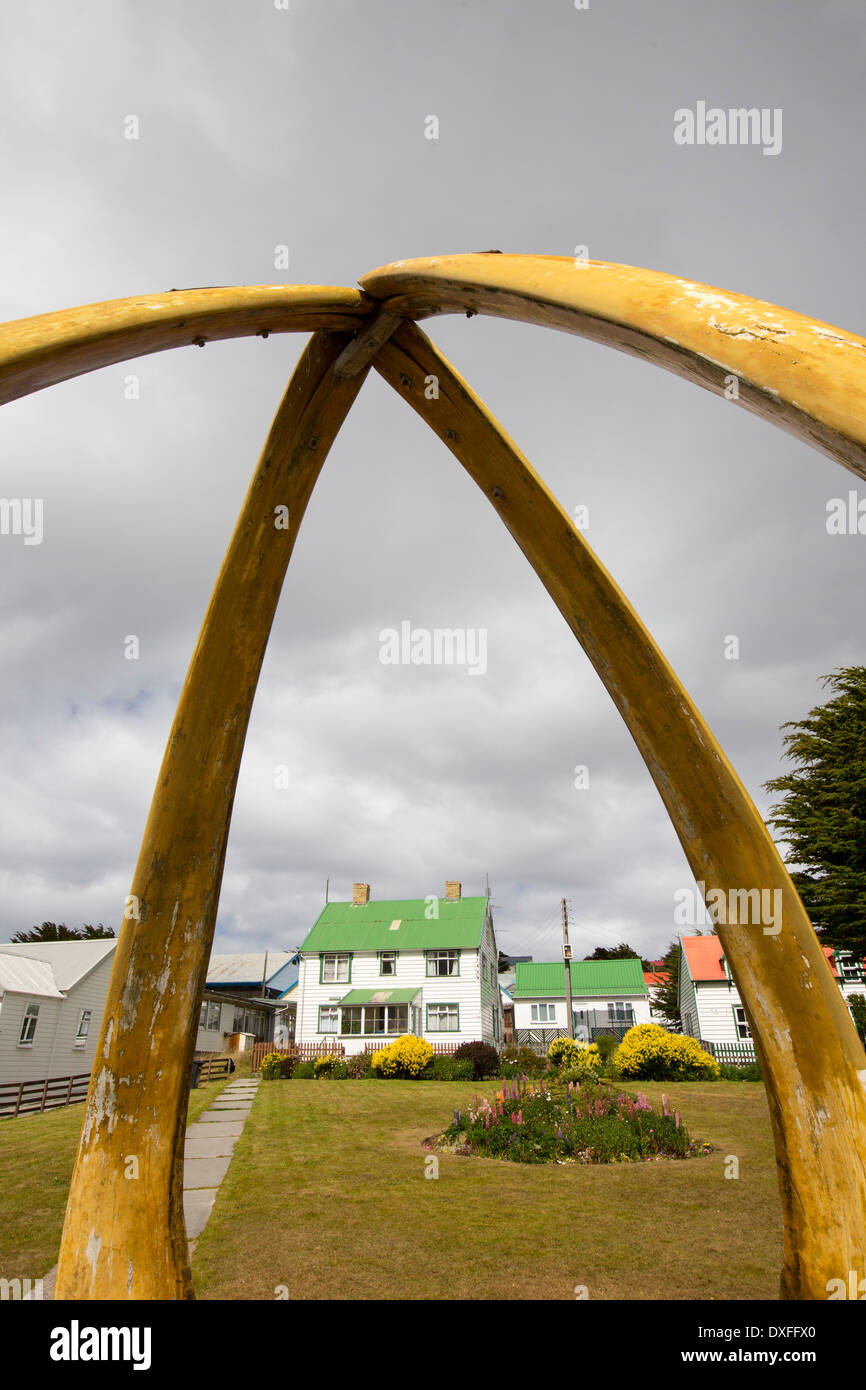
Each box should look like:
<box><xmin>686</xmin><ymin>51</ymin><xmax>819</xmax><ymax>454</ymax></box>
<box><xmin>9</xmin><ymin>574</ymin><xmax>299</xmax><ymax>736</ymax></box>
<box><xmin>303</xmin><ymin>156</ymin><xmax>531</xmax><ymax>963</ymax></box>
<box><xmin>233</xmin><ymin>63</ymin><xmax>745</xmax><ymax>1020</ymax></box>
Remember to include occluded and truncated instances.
<box><xmin>30</xmin><ymin>1073</ymin><xmax>260</xmax><ymax>1298</ymax></box>
<box><xmin>184</xmin><ymin>1075</ymin><xmax>260</xmax><ymax>1251</ymax></box>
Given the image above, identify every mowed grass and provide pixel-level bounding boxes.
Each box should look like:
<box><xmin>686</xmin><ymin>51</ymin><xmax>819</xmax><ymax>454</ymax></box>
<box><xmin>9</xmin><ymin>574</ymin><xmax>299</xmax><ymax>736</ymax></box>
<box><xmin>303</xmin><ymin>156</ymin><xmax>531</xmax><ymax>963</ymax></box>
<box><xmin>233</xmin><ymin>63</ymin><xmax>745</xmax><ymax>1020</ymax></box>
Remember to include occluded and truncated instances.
<box><xmin>192</xmin><ymin>1078</ymin><xmax>783</xmax><ymax>1301</ymax></box>
<box><xmin>0</xmin><ymin>1067</ymin><xmax>236</xmax><ymax>1280</ymax></box>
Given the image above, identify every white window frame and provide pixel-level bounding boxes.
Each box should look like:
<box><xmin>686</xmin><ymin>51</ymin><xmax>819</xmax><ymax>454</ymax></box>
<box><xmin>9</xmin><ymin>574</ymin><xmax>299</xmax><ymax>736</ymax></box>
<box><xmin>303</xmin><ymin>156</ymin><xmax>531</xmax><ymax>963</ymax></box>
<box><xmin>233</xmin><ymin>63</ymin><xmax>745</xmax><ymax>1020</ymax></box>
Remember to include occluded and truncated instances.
<box><xmin>74</xmin><ymin>1008</ymin><xmax>92</xmax><ymax>1047</ymax></box>
<box><xmin>733</xmin><ymin>1005</ymin><xmax>752</xmax><ymax>1040</ymax></box>
<box><xmin>530</xmin><ymin>1003</ymin><xmax>556</xmax><ymax>1023</ymax></box>
<box><xmin>18</xmin><ymin>1002</ymin><xmax>39</xmax><ymax>1046</ymax></box>
<box><xmin>426</xmin><ymin>950</ymin><xmax>460</xmax><ymax>978</ymax></box>
<box><xmin>321</xmin><ymin>953</ymin><xmax>351</xmax><ymax>983</ymax></box>
<box><xmin>427</xmin><ymin>1002</ymin><xmax>459</xmax><ymax>1032</ymax></box>
<box><xmin>319</xmin><ymin>1005</ymin><xmax>339</xmax><ymax>1035</ymax></box>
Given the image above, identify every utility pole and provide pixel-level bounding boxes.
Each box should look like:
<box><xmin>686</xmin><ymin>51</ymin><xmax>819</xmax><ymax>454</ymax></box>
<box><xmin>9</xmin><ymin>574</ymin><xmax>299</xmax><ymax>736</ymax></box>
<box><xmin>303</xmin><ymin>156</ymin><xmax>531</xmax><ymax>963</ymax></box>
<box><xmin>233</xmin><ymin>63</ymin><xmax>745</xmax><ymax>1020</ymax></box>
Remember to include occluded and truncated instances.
<box><xmin>562</xmin><ymin>898</ymin><xmax>574</xmax><ymax>1039</ymax></box>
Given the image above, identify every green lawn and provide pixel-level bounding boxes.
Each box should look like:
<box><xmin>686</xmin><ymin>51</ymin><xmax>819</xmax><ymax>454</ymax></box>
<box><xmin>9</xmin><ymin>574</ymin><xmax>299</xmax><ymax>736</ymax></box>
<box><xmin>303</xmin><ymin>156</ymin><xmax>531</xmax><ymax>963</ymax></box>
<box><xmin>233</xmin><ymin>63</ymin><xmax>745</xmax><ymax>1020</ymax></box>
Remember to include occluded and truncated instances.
<box><xmin>191</xmin><ymin>1078</ymin><xmax>783</xmax><ymax>1301</ymax></box>
<box><xmin>0</xmin><ymin>1068</ymin><xmax>235</xmax><ymax>1282</ymax></box>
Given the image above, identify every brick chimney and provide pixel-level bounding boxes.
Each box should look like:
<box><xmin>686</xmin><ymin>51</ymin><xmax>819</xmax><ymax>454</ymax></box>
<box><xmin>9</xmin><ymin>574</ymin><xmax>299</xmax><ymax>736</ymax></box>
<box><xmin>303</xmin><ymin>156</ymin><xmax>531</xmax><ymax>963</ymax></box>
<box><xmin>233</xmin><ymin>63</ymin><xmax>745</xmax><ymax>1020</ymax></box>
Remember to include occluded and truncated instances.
<box><xmin>445</xmin><ymin>880</ymin><xmax>462</xmax><ymax>902</ymax></box>
<box><xmin>352</xmin><ymin>882</ymin><xmax>370</xmax><ymax>906</ymax></box>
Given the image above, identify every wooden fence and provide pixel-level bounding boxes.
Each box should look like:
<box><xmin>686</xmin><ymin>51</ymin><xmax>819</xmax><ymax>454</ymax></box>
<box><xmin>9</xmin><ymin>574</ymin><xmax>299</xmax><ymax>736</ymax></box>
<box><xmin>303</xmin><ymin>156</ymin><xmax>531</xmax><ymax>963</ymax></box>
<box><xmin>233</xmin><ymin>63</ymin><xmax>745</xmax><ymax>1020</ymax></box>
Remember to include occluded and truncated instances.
<box><xmin>0</xmin><ymin>1073</ymin><xmax>90</xmax><ymax>1119</ymax></box>
<box><xmin>193</xmin><ymin>1054</ymin><xmax>234</xmax><ymax>1083</ymax></box>
<box><xmin>700</xmin><ymin>1040</ymin><xmax>759</xmax><ymax>1066</ymax></box>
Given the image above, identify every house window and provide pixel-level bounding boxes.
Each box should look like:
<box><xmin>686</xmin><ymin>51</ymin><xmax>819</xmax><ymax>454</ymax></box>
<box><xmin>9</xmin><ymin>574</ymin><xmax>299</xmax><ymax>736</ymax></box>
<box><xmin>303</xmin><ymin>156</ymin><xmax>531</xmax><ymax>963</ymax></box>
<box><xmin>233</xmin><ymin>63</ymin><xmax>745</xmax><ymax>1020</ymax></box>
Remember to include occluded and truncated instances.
<box><xmin>427</xmin><ymin>1003</ymin><xmax>459</xmax><ymax>1032</ymax></box>
<box><xmin>199</xmin><ymin>1000</ymin><xmax>221</xmax><ymax>1031</ymax></box>
<box><xmin>734</xmin><ymin>1006</ymin><xmax>752</xmax><ymax>1040</ymax></box>
<box><xmin>608</xmin><ymin>1001</ymin><xmax>635</xmax><ymax>1024</ymax></box>
<box><xmin>531</xmin><ymin>1003</ymin><xmax>556</xmax><ymax>1022</ymax></box>
<box><xmin>319</xmin><ymin>1006</ymin><xmax>339</xmax><ymax>1035</ymax></box>
<box><xmin>378</xmin><ymin>952</ymin><xmax>397</xmax><ymax>977</ymax></box>
<box><xmin>426</xmin><ymin>950</ymin><xmax>460</xmax><ymax>977</ymax></box>
<box><xmin>840</xmin><ymin>958</ymin><xmax>862</xmax><ymax>983</ymax></box>
<box><xmin>74</xmin><ymin>1009</ymin><xmax>92</xmax><ymax>1047</ymax></box>
<box><xmin>18</xmin><ymin>1003</ymin><xmax>39</xmax><ymax>1046</ymax></box>
<box><xmin>321</xmin><ymin>953</ymin><xmax>351</xmax><ymax>983</ymax></box>
<box><xmin>341</xmin><ymin>1004</ymin><xmax>408</xmax><ymax>1035</ymax></box>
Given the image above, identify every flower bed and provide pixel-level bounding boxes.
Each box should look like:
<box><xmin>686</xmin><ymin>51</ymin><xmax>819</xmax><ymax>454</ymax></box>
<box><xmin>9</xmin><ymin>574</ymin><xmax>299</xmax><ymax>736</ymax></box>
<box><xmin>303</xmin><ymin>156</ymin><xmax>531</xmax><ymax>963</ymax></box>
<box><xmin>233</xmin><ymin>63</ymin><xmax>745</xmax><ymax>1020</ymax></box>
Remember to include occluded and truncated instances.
<box><xmin>424</xmin><ymin>1077</ymin><xmax>713</xmax><ymax>1165</ymax></box>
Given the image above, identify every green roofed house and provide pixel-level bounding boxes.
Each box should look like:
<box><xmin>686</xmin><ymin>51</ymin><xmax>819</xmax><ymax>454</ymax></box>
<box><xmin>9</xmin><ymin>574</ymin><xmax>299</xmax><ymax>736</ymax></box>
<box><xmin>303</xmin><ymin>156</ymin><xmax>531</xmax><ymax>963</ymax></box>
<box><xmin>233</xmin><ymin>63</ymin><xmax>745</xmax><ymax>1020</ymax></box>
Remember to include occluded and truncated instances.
<box><xmin>511</xmin><ymin>958</ymin><xmax>651</xmax><ymax>1048</ymax></box>
<box><xmin>294</xmin><ymin>882</ymin><xmax>503</xmax><ymax>1054</ymax></box>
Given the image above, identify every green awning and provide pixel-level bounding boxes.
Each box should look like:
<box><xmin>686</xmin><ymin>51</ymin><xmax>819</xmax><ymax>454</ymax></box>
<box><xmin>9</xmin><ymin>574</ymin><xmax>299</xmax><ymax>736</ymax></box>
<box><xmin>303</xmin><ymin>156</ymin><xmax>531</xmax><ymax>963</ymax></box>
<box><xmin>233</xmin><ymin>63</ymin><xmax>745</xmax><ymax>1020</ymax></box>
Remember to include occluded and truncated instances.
<box><xmin>339</xmin><ymin>988</ymin><xmax>420</xmax><ymax>1006</ymax></box>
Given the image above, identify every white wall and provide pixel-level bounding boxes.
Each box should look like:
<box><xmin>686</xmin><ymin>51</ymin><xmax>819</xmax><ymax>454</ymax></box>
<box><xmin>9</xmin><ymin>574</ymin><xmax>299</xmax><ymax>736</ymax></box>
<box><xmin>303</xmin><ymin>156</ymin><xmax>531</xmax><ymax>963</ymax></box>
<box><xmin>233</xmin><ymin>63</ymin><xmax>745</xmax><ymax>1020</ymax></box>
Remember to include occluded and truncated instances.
<box><xmin>0</xmin><ymin>953</ymin><xmax>115</xmax><ymax>1084</ymax></box>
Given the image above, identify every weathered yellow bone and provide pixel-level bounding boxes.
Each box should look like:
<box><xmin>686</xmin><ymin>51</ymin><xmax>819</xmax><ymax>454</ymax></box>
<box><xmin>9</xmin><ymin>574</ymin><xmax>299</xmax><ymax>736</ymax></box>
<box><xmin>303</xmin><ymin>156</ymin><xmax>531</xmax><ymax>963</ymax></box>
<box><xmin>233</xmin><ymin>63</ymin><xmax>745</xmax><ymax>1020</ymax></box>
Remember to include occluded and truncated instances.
<box><xmin>0</xmin><ymin>253</ymin><xmax>857</xmax><ymax>1301</ymax></box>
<box><xmin>0</xmin><ymin>286</ymin><xmax>371</xmax><ymax>406</ymax></box>
<box><xmin>359</xmin><ymin>254</ymin><xmax>866</xmax><ymax>480</ymax></box>
<box><xmin>52</xmin><ymin>329</ymin><xmax>370</xmax><ymax>1298</ymax></box>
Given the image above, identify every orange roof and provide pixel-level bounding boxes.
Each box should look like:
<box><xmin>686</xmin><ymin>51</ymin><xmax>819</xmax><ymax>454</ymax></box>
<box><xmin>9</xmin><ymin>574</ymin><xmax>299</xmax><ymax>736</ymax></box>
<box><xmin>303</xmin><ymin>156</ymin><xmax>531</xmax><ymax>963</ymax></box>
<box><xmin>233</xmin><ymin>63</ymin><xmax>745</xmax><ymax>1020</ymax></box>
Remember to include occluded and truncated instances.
<box><xmin>682</xmin><ymin>934</ymin><xmax>844</xmax><ymax>980</ymax></box>
<box><xmin>681</xmin><ymin>935</ymin><xmax>727</xmax><ymax>981</ymax></box>
<box><xmin>644</xmin><ymin>971</ymin><xmax>668</xmax><ymax>986</ymax></box>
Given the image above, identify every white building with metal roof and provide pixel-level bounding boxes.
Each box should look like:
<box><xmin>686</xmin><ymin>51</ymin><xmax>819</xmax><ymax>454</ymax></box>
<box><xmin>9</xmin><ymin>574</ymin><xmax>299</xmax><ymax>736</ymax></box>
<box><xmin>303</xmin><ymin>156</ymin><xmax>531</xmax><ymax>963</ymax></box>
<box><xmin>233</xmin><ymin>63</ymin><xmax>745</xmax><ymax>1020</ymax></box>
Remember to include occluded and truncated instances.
<box><xmin>0</xmin><ymin>939</ymin><xmax>117</xmax><ymax>1086</ymax></box>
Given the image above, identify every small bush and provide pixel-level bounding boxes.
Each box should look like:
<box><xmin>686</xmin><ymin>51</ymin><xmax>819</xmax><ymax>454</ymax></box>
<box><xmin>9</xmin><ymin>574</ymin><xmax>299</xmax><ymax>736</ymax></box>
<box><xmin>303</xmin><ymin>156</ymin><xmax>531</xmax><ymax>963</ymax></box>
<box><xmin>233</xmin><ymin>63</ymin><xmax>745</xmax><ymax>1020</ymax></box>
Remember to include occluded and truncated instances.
<box><xmin>499</xmin><ymin>1046</ymin><xmax>547</xmax><ymax>1078</ymax></box>
<box><xmin>322</xmin><ymin>1062</ymin><xmax>349</xmax><ymax>1079</ymax></box>
<box><xmin>293</xmin><ymin>1061</ymin><xmax>315</xmax><ymax>1079</ymax></box>
<box><xmin>279</xmin><ymin>1054</ymin><xmax>297</xmax><ymax>1079</ymax></box>
<box><xmin>313</xmin><ymin>1052</ymin><xmax>342</xmax><ymax>1077</ymax></box>
<box><xmin>259</xmin><ymin>1052</ymin><xmax>284</xmax><ymax>1080</ymax></box>
<box><xmin>371</xmin><ymin>1034</ymin><xmax>435</xmax><ymax>1078</ymax></box>
<box><xmin>454</xmin><ymin>1041</ymin><xmax>500</xmax><ymax>1080</ymax></box>
<box><xmin>345</xmin><ymin>1052</ymin><xmax>372</xmax><ymax>1078</ymax></box>
<box><xmin>613</xmin><ymin>1025</ymin><xmax>720</xmax><ymax>1080</ymax></box>
<box><xmin>717</xmin><ymin>1062</ymin><xmax>763</xmax><ymax>1082</ymax></box>
<box><xmin>594</xmin><ymin>1034</ymin><xmax>619</xmax><ymax>1063</ymax></box>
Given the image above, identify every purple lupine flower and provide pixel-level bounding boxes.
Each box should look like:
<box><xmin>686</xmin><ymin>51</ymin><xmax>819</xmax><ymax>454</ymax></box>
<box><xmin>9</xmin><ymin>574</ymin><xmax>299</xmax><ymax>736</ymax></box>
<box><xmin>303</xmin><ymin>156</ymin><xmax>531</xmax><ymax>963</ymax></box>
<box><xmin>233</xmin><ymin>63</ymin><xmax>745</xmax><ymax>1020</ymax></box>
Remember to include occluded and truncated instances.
<box><xmin>675</xmin><ymin>1112</ymin><xmax>680</xmax><ymax>1129</ymax></box>
<box><xmin>662</xmin><ymin>1094</ymin><xmax>669</xmax><ymax>1117</ymax></box>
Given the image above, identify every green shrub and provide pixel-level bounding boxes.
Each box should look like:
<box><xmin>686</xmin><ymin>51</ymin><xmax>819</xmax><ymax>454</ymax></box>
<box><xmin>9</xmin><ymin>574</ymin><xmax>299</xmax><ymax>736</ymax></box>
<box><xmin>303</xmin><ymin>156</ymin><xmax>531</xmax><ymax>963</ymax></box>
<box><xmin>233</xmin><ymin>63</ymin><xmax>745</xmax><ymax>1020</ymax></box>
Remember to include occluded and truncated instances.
<box><xmin>293</xmin><ymin>1061</ymin><xmax>315</xmax><ymax>1079</ymax></box>
<box><xmin>499</xmin><ymin>1046</ymin><xmax>547</xmax><ymax>1078</ymax></box>
<box><xmin>594</xmin><ymin>1034</ymin><xmax>619</xmax><ymax>1063</ymax></box>
<box><xmin>427</xmin><ymin>1056</ymin><xmax>475</xmax><ymax>1080</ymax></box>
<box><xmin>345</xmin><ymin>1052</ymin><xmax>372</xmax><ymax>1078</ymax></box>
<box><xmin>717</xmin><ymin>1062</ymin><xmax>763</xmax><ymax>1082</ymax></box>
<box><xmin>322</xmin><ymin>1062</ymin><xmax>349</xmax><ymax>1079</ymax></box>
<box><xmin>453</xmin><ymin>1041</ymin><xmax>500</xmax><ymax>1080</ymax></box>
<box><xmin>279</xmin><ymin>1054</ymin><xmax>297</xmax><ymax>1079</ymax></box>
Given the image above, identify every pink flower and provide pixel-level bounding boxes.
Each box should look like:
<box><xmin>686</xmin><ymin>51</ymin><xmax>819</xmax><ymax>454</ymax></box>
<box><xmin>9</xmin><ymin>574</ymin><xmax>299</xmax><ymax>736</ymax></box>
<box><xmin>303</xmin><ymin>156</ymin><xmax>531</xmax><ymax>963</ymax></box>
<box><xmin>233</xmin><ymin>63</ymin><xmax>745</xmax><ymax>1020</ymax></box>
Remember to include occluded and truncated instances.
<box><xmin>675</xmin><ymin>1112</ymin><xmax>680</xmax><ymax>1129</ymax></box>
<box><xmin>662</xmin><ymin>1094</ymin><xmax>669</xmax><ymax>1117</ymax></box>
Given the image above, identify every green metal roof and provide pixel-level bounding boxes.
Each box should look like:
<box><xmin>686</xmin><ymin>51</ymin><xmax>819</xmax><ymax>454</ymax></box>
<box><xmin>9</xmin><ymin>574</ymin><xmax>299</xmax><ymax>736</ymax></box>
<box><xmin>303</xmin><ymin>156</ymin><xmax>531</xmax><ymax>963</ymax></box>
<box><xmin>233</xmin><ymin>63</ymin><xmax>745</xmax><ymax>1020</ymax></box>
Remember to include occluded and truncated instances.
<box><xmin>339</xmin><ymin>987</ymin><xmax>421</xmax><ymax>1005</ymax></box>
<box><xmin>513</xmin><ymin>959</ymin><xmax>648</xmax><ymax>998</ymax></box>
<box><xmin>299</xmin><ymin>896</ymin><xmax>488</xmax><ymax>954</ymax></box>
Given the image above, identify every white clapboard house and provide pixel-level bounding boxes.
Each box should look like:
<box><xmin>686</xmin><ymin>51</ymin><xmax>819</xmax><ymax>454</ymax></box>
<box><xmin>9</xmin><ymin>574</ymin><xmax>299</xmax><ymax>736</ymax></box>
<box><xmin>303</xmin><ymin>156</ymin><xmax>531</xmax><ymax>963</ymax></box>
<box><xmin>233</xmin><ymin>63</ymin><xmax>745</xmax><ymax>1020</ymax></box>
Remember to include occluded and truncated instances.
<box><xmin>0</xmin><ymin>938</ymin><xmax>118</xmax><ymax>1085</ymax></box>
<box><xmin>294</xmin><ymin>882</ymin><xmax>503</xmax><ymax>1053</ymax></box>
<box><xmin>511</xmin><ymin>958</ymin><xmax>652</xmax><ymax>1047</ymax></box>
<box><xmin>678</xmin><ymin>933</ymin><xmax>865</xmax><ymax>1053</ymax></box>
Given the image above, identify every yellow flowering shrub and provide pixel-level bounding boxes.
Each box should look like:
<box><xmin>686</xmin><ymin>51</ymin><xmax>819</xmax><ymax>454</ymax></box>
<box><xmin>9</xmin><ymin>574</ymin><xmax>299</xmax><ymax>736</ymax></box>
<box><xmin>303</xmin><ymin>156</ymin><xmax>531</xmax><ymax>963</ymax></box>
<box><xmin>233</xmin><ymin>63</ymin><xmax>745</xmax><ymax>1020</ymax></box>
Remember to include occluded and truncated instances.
<box><xmin>260</xmin><ymin>1051</ymin><xmax>284</xmax><ymax>1080</ymax></box>
<box><xmin>313</xmin><ymin>1052</ymin><xmax>341</xmax><ymax>1074</ymax></box>
<box><xmin>370</xmin><ymin>1034</ymin><xmax>434</xmax><ymax>1078</ymax></box>
<box><xmin>613</xmin><ymin>1024</ymin><xmax>720</xmax><ymax>1079</ymax></box>
<box><xmin>548</xmin><ymin>1037</ymin><xmax>602</xmax><ymax>1070</ymax></box>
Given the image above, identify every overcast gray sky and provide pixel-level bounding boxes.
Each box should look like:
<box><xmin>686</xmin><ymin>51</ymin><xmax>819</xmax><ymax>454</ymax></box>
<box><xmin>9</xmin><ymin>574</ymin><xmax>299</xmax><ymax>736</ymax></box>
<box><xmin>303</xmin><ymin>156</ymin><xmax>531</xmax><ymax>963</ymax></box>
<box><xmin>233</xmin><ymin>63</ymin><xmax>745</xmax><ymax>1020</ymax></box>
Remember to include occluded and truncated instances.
<box><xmin>1</xmin><ymin>0</ymin><xmax>864</xmax><ymax>967</ymax></box>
